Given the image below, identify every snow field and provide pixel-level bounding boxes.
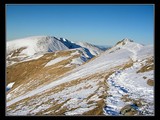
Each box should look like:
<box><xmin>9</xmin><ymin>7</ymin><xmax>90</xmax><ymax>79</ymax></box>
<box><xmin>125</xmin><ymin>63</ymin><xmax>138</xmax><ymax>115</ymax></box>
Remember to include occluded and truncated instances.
<box><xmin>104</xmin><ymin>59</ymin><xmax>154</xmax><ymax>116</ymax></box>
<box><xmin>7</xmin><ymin>78</ymin><xmax>104</xmax><ymax>115</ymax></box>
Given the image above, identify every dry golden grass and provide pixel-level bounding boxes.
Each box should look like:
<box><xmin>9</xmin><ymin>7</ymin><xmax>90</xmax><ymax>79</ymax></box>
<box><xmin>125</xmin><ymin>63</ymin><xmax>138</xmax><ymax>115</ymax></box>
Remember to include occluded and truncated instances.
<box><xmin>83</xmin><ymin>99</ymin><xmax>105</xmax><ymax>115</ymax></box>
<box><xmin>85</xmin><ymin>71</ymin><xmax>115</xmax><ymax>115</ymax></box>
<box><xmin>121</xmin><ymin>59</ymin><xmax>134</xmax><ymax>70</ymax></box>
<box><xmin>115</xmin><ymin>41</ymin><xmax>123</xmax><ymax>46</ymax></box>
<box><xmin>120</xmin><ymin>99</ymin><xmax>143</xmax><ymax>116</ymax></box>
<box><xmin>7</xmin><ymin>50</ymin><xmax>75</xmax><ymax>83</ymax></box>
<box><xmin>80</xmin><ymin>72</ymin><xmax>115</xmax><ymax>115</ymax></box>
<box><xmin>137</xmin><ymin>65</ymin><xmax>154</xmax><ymax>73</ymax></box>
<box><xmin>82</xmin><ymin>56</ymin><xmax>97</xmax><ymax>65</ymax></box>
<box><xmin>6</xmin><ymin>50</ymin><xmax>79</xmax><ymax>101</ymax></box>
<box><xmin>6</xmin><ymin>54</ymin><xmax>50</xmax><ymax>85</ymax></box>
<box><xmin>7</xmin><ymin>50</ymin><xmax>75</xmax><ymax>84</ymax></box>
<box><xmin>7</xmin><ymin>71</ymin><xmax>111</xmax><ymax>115</ymax></box>
<box><xmin>8</xmin><ymin>47</ymin><xmax>27</xmax><ymax>57</ymax></box>
<box><xmin>137</xmin><ymin>57</ymin><xmax>154</xmax><ymax>73</ymax></box>
<box><xmin>120</xmin><ymin>96</ymin><xmax>144</xmax><ymax>115</ymax></box>
<box><xmin>121</xmin><ymin>95</ymin><xmax>133</xmax><ymax>102</ymax></box>
<box><xmin>35</xmin><ymin>99</ymin><xmax>71</xmax><ymax>115</ymax></box>
<box><xmin>41</xmin><ymin>72</ymin><xmax>105</xmax><ymax>98</ymax></box>
<box><xmin>120</xmin><ymin>104</ymin><xmax>138</xmax><ymax>116</ymax></box>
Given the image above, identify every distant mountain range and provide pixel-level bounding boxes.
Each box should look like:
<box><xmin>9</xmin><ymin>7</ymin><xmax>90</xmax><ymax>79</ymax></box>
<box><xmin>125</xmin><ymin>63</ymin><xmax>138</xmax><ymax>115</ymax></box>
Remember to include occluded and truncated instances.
<box><xmin>6</xmin><ymin>36</ymin><xmax>154</xmax><ymax>116</ymax></box>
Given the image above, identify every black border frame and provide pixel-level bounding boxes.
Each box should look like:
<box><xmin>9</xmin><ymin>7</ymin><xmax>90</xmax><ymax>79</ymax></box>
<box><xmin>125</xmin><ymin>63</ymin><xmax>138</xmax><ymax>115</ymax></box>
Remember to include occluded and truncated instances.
<box><xmin>1</xmin><ymin>0</ymin><xmax>159</xmax><ymax>119</ymax></box>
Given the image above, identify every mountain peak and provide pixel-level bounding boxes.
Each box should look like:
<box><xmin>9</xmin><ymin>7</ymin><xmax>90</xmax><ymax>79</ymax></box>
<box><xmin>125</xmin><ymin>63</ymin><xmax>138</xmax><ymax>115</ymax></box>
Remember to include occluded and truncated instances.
<box><xmin>116</xmin><ymin>38</ymin><xmax>133</xmax><ymax>46</ymax></box>
<box><xmin>122</xmin><ymin>38</ymin><xmax>133</xmax><ymax>42</ymax></box>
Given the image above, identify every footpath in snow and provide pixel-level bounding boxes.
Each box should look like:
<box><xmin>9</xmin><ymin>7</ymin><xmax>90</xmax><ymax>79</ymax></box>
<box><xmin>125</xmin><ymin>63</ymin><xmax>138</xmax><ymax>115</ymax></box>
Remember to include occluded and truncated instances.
<box><xmin>103</xmin><ymin>61</ymin><xmax>154</xmax><ymax>116</ymax></box>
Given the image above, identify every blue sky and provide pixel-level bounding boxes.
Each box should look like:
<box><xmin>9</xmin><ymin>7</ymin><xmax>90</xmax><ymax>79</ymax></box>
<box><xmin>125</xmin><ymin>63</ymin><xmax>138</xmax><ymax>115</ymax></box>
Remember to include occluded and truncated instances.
<box><xmin>6</xmin><ymin>4</ymin><xmax>154</xmax><ymax>45</ymax></box>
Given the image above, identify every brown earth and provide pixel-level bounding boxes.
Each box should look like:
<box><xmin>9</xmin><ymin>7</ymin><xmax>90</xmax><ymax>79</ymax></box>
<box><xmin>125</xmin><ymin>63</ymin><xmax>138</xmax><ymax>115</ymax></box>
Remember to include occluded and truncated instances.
<box><xmin>147</xmin><ymin>79</ymin><xmax>154</xmax><ymax>86</ymax></box>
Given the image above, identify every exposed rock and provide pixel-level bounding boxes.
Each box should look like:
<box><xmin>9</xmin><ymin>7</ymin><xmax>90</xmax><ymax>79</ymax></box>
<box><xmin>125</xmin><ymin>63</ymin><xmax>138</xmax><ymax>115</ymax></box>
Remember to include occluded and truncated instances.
<box><xmin>147</xmin><ymin>79</ymin><xmax>154</xmax><ymax>86</ymax></box>
<box><xmin>120</xmin><ymin>104</ymin><xmax>138</xmax><ymax>116</ymax></box>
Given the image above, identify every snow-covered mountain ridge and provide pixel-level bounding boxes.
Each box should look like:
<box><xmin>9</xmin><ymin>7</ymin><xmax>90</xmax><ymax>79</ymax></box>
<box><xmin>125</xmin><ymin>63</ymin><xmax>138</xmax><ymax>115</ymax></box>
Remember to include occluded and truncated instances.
<box><xmin>6</xmin><ymin>37</ymin><xmax>154</xmax><ymax>116</ymax></box>
<box><xmin>6</xmin><ymin>36</ymin><xmax>105</xmax><ymax>66</ymax></box>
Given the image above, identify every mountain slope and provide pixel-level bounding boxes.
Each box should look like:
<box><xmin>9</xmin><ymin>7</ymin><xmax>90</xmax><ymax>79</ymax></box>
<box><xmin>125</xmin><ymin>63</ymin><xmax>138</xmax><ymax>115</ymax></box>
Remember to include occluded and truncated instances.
<box><xmin>6</xmin><ymin>38</ymin><xmax>154</xmax><ymax>116</ymax></box>
<box><xmin>7</xmin><ymin>36</ymin><xmax>69</xmax><ymax>56</ymax></box>
<box><xmin>76</xmin><ymin>41</ymin><xmax>105</xmax><ymax>56</ymax></box>
<box><xmin>6</xmin><ymin>36</ymin><xmax>105</xmax><ymax>66</ymax></box>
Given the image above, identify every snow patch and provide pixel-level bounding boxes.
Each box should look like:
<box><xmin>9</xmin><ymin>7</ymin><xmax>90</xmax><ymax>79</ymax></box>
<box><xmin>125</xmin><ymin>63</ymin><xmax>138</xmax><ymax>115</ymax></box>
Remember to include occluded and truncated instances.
<box><xmin>45</xmin><ymin>56</ymin><xmax>70</xmax><ymax>67</ymax></box>
<box><xmin>6</xmin><ymin>82</ymin><xmax>15</xmax><ymax>91</ymax></box>
<box><xmin>71</xmin><ymin>57</ymin><xmax>85</xmax><ymax>65</ymax></box>
<box><xmin>65</xmin><ymin>106</ymin><xmax>97</xmax><ymax>115</ymax></box>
